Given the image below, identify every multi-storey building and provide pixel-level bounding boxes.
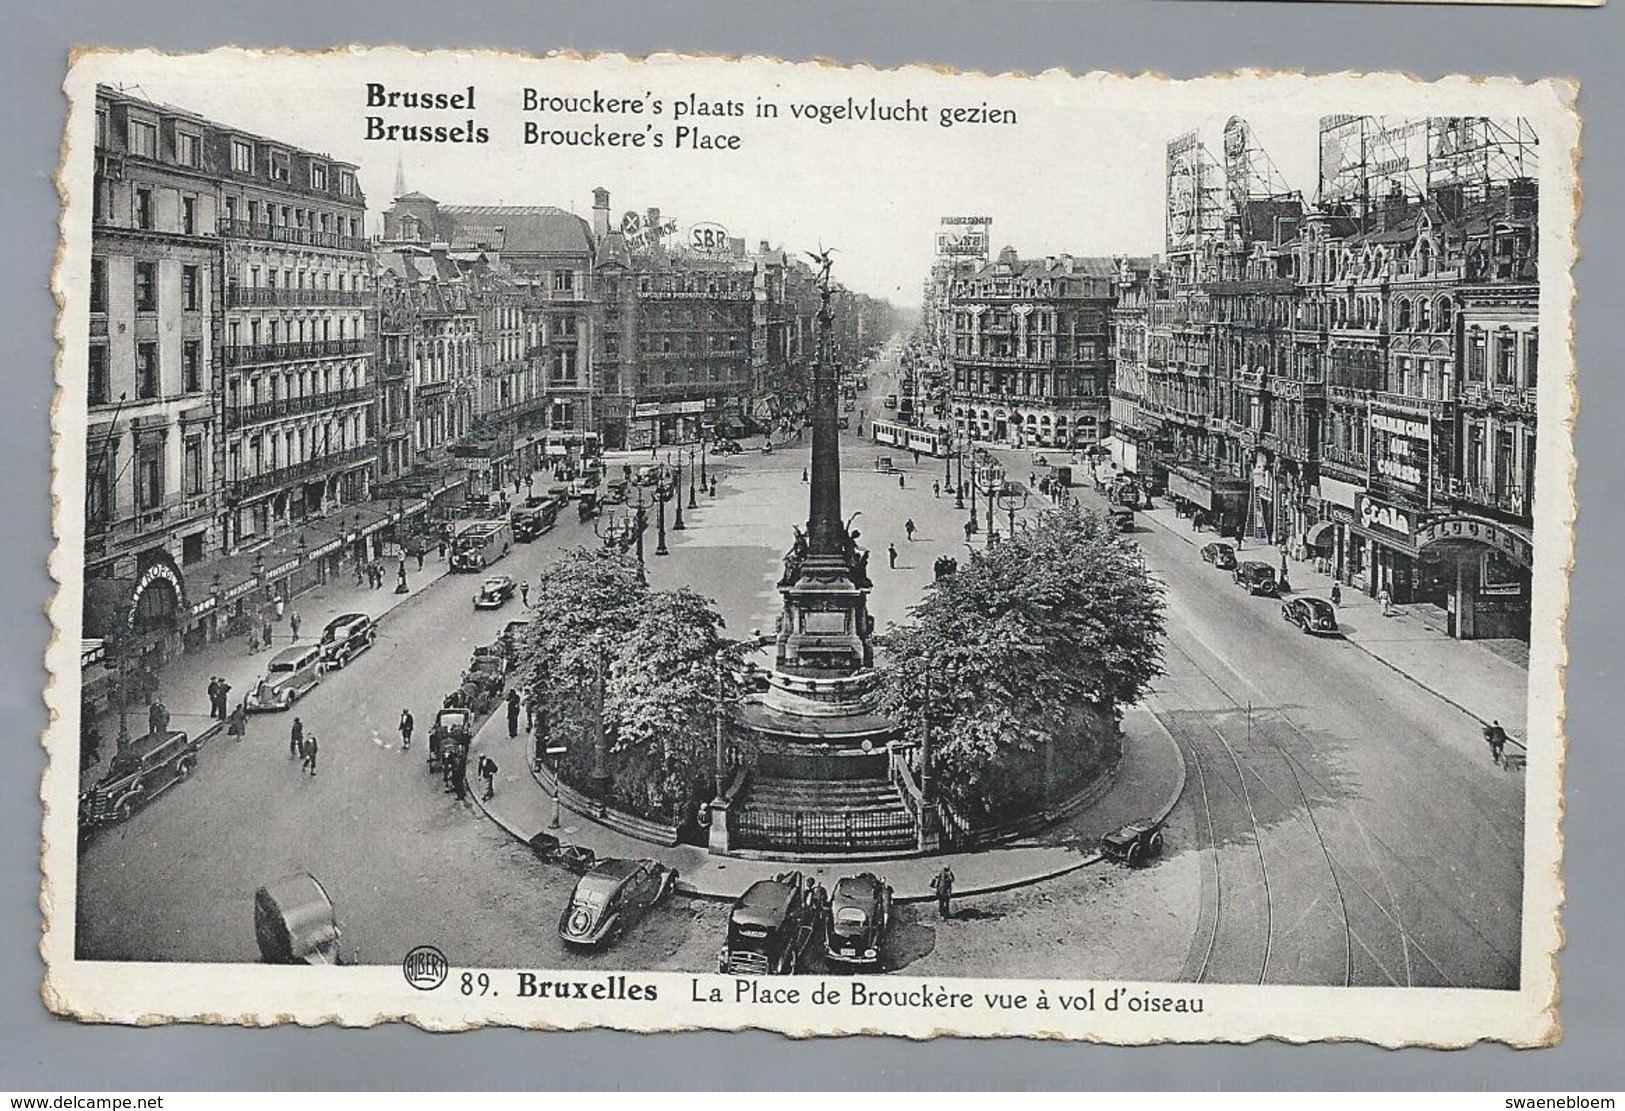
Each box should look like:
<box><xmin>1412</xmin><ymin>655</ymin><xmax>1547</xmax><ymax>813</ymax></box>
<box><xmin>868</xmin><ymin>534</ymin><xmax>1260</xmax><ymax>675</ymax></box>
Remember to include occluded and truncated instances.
<box><xmin>948</xmin><ymin>248</ymin><xmax>1133</xmax><ymax>453</ymax></box>
<box><xmin>1106</xmin><ymin>259</ymin><xmax>1165</xmax><ymax>477</ymax></box>
<box><xmin>215</xmin><ymin>120</ymin><xmax>373</xmax><ymax>550</ymax></box>
<box><xmin>591</xmin><ymin>198</ymin><xmax>756</xmax><ymax>450</ymax></box>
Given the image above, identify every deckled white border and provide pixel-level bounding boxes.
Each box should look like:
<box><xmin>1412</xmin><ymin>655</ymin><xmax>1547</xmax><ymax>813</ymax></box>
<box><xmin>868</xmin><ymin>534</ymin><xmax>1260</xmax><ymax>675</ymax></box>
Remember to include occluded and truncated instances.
<box><xmin>43</xmin><ymin>49</ymin><xmax>1579</xmax><ymax>1045</ymax></box>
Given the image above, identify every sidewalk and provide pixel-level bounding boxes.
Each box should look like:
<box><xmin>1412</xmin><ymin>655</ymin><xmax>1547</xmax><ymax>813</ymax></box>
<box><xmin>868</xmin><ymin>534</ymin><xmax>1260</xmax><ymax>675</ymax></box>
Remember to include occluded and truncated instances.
<box><xmin>81</xmin><ymin>555</ymin><xmax>452</xmax><ymax>788</ymax></box>
<box><xmin>470</xmin><ymin>699</ymin><xmax>1186</xmax><ymax>903</ymax></box>
<box><xmin>1135</xmin><ymin>499</ymin><xmax>1531</xmax><ymax>743</ymax></box>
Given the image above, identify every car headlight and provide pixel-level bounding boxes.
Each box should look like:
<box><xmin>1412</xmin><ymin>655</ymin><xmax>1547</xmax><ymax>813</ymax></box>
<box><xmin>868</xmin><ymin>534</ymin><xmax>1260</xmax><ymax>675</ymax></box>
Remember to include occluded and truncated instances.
<box><xmin>864</xmin><ymin>949</ymin><xmax>877</xmax><ymax>958</ymax></box>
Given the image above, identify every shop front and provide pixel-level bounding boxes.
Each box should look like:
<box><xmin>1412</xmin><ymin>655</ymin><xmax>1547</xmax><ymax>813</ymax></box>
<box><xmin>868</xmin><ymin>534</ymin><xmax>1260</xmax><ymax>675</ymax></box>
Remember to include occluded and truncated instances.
<box><xmin>1165</xmin><ymin>462</ymin><xmax>1249</xmax><ymax>537</ymax></box>
<box><xmin>1411</xmin><ymin>515</ymin><xmax>1533</xmax><ymax>641</ymax></box>
<box><xmin>630</xmin><ymin>399</ymin><xmax>711</xmax><ymax>449</ymax></box>
<box><xmin>1347</xmin><ymin>493</ymin><xmax>1449</xmax><ymax>607</ymax></box>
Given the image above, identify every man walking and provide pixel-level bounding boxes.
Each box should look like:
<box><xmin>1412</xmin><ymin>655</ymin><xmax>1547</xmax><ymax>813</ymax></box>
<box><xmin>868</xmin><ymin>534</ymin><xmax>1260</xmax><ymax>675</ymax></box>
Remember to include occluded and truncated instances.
<box><xmin>933</xmin><ymin>480</ymin><xmax>940</xmax><ymax>499</ymax></box>
<box><xmin>520</xmin><ymin>581</ymin><xmax>530</xmax><ymax>608</ymax></box>
<box><xmin>477</xmin><ymin>753</ymin><xmax>498</xmax><ymax>801</ymax></box>
<box><xmin>898</xmin><ymin>473</ymin><xmax>906</xmax><ymax>489</ymax></box>
<box><xmin>207</xmin><ymin>677</ymin><xmax>221</xmax><ymax>720</ymax></box>
<box><xmin>289</xmin><ymin>610</ymin><xmax>301</xmax><ymax>642</ymax></box>
<box><xmin>905</xmin><ymin>518</ymin><xmax>917</xmax><ymax>542</ymax></box>
<box><xmin>290</xmin><ymin>716</ymin><xmax>304</xmax><ymax>759</ymax></box>
<box><xmin>888</xmin><ymin>543</ymin><xmax>898</xmax><ymax>570</ymax></box>
<box><xmin>506</xmin><ymin>688</ymin><xmax>522</xmax><ymax>739</ymax></box>
<box><xmin>931</xmin><ymin>866</ymin><xmax>956</xmax><ymax>920</ymax></box>
<box><xmin>1330</xmin><ymin>582</ymin><xmax>1342</xmax><ymax>607</ymax></box>
<box><xmin>802</xmin><ymin>467</ymin><xmax>809</xmax><ymax>484</ymax></box>
<box><xmin>399</xmin><ymin>709</ymin><xmax>414</xmax><ymax>752</ymax></box>
<box><xmin>1485</xmin><ymin>720</ymin><xmax>1509</xmax><ymax>767</ymax></box>
<box><xmin>300</xmin><ymin>732</ymin><xmax>318</xmax><ymax>777</ymax></box>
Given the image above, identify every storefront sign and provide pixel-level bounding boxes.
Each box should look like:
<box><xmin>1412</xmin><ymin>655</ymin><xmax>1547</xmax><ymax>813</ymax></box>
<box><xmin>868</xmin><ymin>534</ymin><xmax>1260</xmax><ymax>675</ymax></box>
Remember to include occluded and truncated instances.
<box><xmin>1412</xmin><ymin>516</ymin><xmax>1534</xmax><ymax>570</ymax></box>
<box><xmin>1356</xmin><ymin>494</ymin><xmax>1414</xmax><ymax>540</ymax></box>
<box><xmin>130</xmin><ymin>557</ymin><xmax>187</xmax><ymax>628</ymax></box>
<box><xmin>1318</xmin><ymin>476</ymin><xmax>1363</xmax><ymax>511</ymax></box>
<box><xmin>1369</xmin><ymin>410</ymin><xmax>1432</xmax><ymax>492</ymax></box>
<box><xmin>1167</xmin><ymin>472</ymin><xmax>1213</xmax><ymax>511</ymax></box>
<box><xmin>634</xmin><ymin>400</ymin><xmax>708</xmax><ymax>418</ymax></box>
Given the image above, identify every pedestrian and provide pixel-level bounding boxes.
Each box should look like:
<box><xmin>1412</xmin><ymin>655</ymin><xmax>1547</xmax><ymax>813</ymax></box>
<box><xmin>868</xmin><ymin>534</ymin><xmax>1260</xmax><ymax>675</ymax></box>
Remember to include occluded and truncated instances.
<box><xmin>1378</xmin><ymin>587</ymin><xmax>1393</xmax><ymax>617</ymax></box>
<box><xmin>300</xmin><ymin>733</ymin><xmax>318</xmax><ymax>776</ymax></box>
<box><xmin>888</xmin><ymin>543</ymin><xmax>898</xmax><ymax>569</ymax></box>
<box><xmin>227</xmin><ymin>700</ymin><xmax>246</xmax><ymax>739</ymax></box>
<box><xmin>451</xmin><ymin>744</ymin><xmax>469</xmax><ymax>801</ymax></box>
<box><xmin>709</xmin><ymin>476</ymin><xmax>718</xmax><ymax>497</ymax></box>
<box><xmin>1330</xmin><ymin>582</ymin><xmax>1342</xmax><ymax>607</ymax></box>
<box><xmin>933</xmin><ymin>480</ymin><xmax>941</xmax><ymax>499</ymax></box>
<box><xmin>438</xmin><ymin>538</ymin><xmax>447</xmax><ymax>561</ymax></box>
<box><xmin>216</xmin><ymin>679</ymin><xmax>231</xmax><ymax>719</ymax></box>
<box><xmin>399</xmin><ymin>709</ymin><xmax>414</xmax><ymax>752</ymax></box>
<box><xmin>290</xmin><ymin>716</ymin><xmax>304</xmax><ymax>759</ymax></box>
<box><xmin>898</xmin><ymin>473</ymin><xmax>906</xmax><ymax>489</ymax></box>
<box><xmin>248</xmin><ymin>627</ymin><xmax>260</xmax><ymax>653</ymax></box>
<box><xmin>396</xmin><ymin>561</ymin><xmax>409</xmax><ymax>594</ymax></box>
<box><xmin>931</xmin><ymin>866</ymin><xmax>955</xmax><ymax>920</ymax></box>
<box><xmin>290</xmin><ymin>610</ymin><xmax>301</xmax><ymax>642</ymax></box>
<box><xmin>912</xmin><ymin>448</ymin><xmax>920</xmax><ymax>464</ymax></box>
<box><xmin>274</xmin><ymin>595</ymin><xmax>286</xmax><ymax>621</ymax></box>
<box><xmin>525</xmin><ymin>691</ymin><xmax>539</xmax><ymax>733</ymax></box>
<box><xmin>963</xmin><ymin>518</ymin><xmax>975</xmax><ymax>543</ymax></box>
<box><xmin>1485</xmin><ymin>720</ymin><xmax>1508</xmax><ymax>766</ymax></box>
<box><xmin>207</xmin><ymin>677</ymin><xmax>221</xmax><ymax>720</ymax></box>
<box><xmin>905</xmin><ymin>518</ymin><xmax>917</xmax><ymax>542</ymax></box>
<box><xmin>520</xmin><ymin>582</ymin><xmax>530</xmax><ymax>608</ymax></box>
<box><xmin>416</xmin><ymin>548</ymin><xmax>425</xmax><ymax>571</ymax></box>
<box><xmin>147</xmin><ymin>699</ymin><xmax>167</xmax><ymax>737</ymax></box>
<box><xmin>478</xmin><ymin>753</ymin><xmax>498</xmax><ymax>801</ymax></box>
<box><xmin>506</xmin><ymin>688</ymin><xmax>521</xmax><ymax>739</ymax></box>
<box><xmin>265</xmin><ymin>619</ymin><xmax>275</xmax><ymax>647</ymax></box>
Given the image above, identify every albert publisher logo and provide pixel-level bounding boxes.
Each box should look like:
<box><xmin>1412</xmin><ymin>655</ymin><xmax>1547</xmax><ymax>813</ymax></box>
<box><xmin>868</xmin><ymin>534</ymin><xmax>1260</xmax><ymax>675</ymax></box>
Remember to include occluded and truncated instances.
<box><xmin>402</xmin><ymin>945</ymin><xmax>448</xmax><ymax>991</ymax></box>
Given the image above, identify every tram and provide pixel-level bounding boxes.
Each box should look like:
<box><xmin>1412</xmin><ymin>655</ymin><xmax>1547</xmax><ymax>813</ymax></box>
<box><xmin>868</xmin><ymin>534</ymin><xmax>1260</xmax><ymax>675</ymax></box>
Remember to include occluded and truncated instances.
<box><xmin>870</xmin><ymin>420</ymin><xmax>947</xmax><ymax>457</ymax></box>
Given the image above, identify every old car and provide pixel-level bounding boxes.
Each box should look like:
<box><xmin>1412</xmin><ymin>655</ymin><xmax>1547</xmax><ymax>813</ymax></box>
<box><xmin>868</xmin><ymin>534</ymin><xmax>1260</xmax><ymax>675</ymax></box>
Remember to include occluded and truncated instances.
<box><xmin>1100</xmin><ymin>818</ymin><xmax>1165</xmax><ymax>867</ymax></box>
<box><xmin>823</xmin><ymin>872</ymin><xmax>894</xmax><ymax>969</ymax></box>
<box><xmin>254</xmin><ymin>872</ymin><xmax>341</xmax><ymax>965</ymax></box>
<box><xmin>711</xmin><ymin>438</ymin><xmax>743</xmax><ymax>455</ymax></box>
<box><xmin>603</xmin><ymin>479</ymin><xmax>629</xmax><ymax>505</ymax></box>
<box><xmin>79</xmin><ymin>728</ymin><xmax>200</xmax><ymax>826</ymax></box>
<box><xmin>245</xmin><ymin>643</ymin><xmax>324</xmax><ymax>712</ymax></box>
<box><xmin>1233</xmin><ymin>560</ymin><xmax>1280</xmax><ymax>597</ymax></box>
<box><xmin>558</xmin><ymin>858</ymin><xmax>680</xmax><ymax>949</ymax></box>
<box><xmin>1110</xmin><ymin>505</ymin><xmax>1136</xmax><ymax>532</ymax></box>
<box><xmin>511</xmin><ymin>499</ymin><xmax>561</xmax><ymax>542</ymax></box>
<box><xmin>577</xmin><ymin>490</ymin><xmax>601</xmax><ymax>523</ymax></box>
<box><xmin>318</xmin><ymin>612</ymin><xmax>377</xmax><ymax>670</ymax></box>
<box><xmin>473</xmin><ymin>574</ymin><xmax>518</xmax><ymax>610</ymax></box>
<box><xmin>462</xmin><ymin>652</ymin><xmax>509</xmax><ymax>696</ymax></box>
<box><xmin>838</xmin><ymin>415</ymin><xmax>851</xmax><ymax>430</ymax></box>
<box><xmin>718</xmin><ymin>871</ymin><xmax>824</xmax><ymax>976</ymax></box>
<box><xmin>1199</xmin><ymin>542</ymin><xmax>1238</xmax><ymax>570</ymax></box>
<box><xmin>500</xmin><ymin>618</ymin><xmax>531</xmax><ymax>657</ymax></box>
<box><xmin>1282</xmin><ymin>595</ymin><xmax>1341</xmax><ymax>636</ymax></box>
<box><xmin>427</xmin><ymin>707</ymin><xmax>473</xmax><ymax>776</ymax></box>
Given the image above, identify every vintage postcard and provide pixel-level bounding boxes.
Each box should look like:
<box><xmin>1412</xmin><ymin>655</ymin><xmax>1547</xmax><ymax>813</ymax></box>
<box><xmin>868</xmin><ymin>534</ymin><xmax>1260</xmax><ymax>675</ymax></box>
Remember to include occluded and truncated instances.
<box><xmin>43</xmin><ymin>49</ymin><xmax>1576</xmax><ymax>1044</ymax></box>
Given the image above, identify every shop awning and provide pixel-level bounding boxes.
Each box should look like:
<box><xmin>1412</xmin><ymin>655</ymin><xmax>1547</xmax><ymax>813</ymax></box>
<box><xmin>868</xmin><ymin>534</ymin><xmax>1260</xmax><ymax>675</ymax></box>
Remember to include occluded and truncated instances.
<box><xmin>1305</xmin><ymin>521</ymin><xmax>1336</xmax><ymax>550</ymax></box>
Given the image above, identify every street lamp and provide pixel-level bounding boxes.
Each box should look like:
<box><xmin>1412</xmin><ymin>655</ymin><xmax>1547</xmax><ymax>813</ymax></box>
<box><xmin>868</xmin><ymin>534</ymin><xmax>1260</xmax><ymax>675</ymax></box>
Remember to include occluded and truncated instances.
<box><xmin>633</xmin><ymin>487</ymin><xmax>649</xmax><ymax>574</ymax></box>
<box><xmin>654</xmin><ymin>471</ymin><xmax>671</xmax><ymax>555</ymax></box>
<box><xmin>588</xmin><ymin>644</ymin><xmax>611</xmax><ymax>799</ymax></box>
<box><xmin>998</xmin><ymin>482</ymin><xmax>1030</xmax><ymax>541</ymax></box>
<box><xmin>673</xmin><ymin>460</ymin><xmax>686</xmax><ymax>532</ymax></box>
<box><xmin>687</xmin><ymin>447</ymin><xmax>698</xmax><ymax>509</ymax></box>
<box><xmin>954</xmin><ymin>433</ymin><xmax>967</xmax><ymax>511</ymax></box>
<box><xmin>700</xmin><ymin>439</ymin><xmax>709</xmax><ymax>487</ymax></box>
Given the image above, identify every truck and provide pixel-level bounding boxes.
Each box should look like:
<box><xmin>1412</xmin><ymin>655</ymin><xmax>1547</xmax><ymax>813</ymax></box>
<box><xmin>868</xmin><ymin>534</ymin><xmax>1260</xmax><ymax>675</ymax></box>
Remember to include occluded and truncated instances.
<box><xmin>450</xmin><ymin>520</ymin><xmax>514</xmax><ymax>572</ymax></box>
<box><xmin>717</xmin><ymin>871</ymin><xmax>824</xmax><ymax>976</ymax></box>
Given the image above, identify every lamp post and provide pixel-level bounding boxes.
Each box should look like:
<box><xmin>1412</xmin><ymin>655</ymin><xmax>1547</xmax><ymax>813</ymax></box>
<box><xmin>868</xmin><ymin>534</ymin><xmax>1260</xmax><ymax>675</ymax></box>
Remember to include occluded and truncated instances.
<box><xmin>588</xmin><ymin>645</ymin><xmax>611</xmax><ymax>799</ymax></box>
<box><xmin>712</xmin><ymin>648</ymin><xmax>728</xmax><ymax>801</ymax></box>
<box><xmin>998</xmin><ymin>482</ymin><xmax>1030</xmax><ymax>541</ymax></box>
<box><xmin>673</xmin><ymin>460</ymin><xmax>686</xmax><ymax>531</ymax></box>
<box><xmin>955</xmin><ymin>435</ymin><xmax>967</xmax><ymax>511</ymax></box>
<box><xmin>633</xmin><ymin>487</ymin><xmax>648</xmax><ymax>575</ymax></box>
<box><xmin>700</xmin><ymin>439</ymin><xmax>709</xmax><ymax>487</ymax></box>
<box><xmin>687</xmin><ymin>447</ymin><xmax>698</xmax><ymax>509</ymax></box>
<box><xmin>985</xmin><ymin>464</ymin><xmax>1004</xmax><ymax>549</ymax></box>
<box><xmin>654</xmin><ymin>471</ymin><xmax>670</xmax><ymax>555</ymax></box>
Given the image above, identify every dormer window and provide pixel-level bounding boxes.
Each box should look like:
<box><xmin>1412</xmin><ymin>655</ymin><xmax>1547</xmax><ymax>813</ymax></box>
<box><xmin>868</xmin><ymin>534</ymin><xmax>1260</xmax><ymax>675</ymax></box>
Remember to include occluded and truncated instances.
<box><xmin>310</xmin><ymin>162</ymin><xmax>327</xmax><ymax>190</ymax></box>
<box><xmin>127</xmin><ymin>118</ymin><xmax>157</xmax><ymax>158</ymax></box>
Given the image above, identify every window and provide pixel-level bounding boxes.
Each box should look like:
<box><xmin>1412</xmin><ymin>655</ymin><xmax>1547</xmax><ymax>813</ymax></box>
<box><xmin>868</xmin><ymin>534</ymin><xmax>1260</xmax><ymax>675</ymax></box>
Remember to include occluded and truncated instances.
<box><xmin>183</xmin><ymin>436</ymin><xmax>204</xmax><ymax>496</ymax></box>
<box><xmin>1417</xmin><ymin>298</ymin><xmax>1431</xmax><ymax>332</ymax></box>
<box><xmin>88</xmin><ymin>346</ymin><xmax>109</xmax><ymax>405</ymax></box>
<box><xmin>310</xmin><ymin>162</ymin><xmax>327</xmax><ymax>190</ymax></box>
<box><xmin>127</xmin><ymin>119</ymin><xmax>157</xmax><ymax>158</ymax></box>
<box><xmin>182</xmin><ymin>195</ymin><xmax>196</xmax><ymax>236</ymax></box>
<box><xmin>86</xmin><ymin>455</ymin><xmax>110</xmax><ymax>528</ymax></box>
<box><xmin>232</xmin><ymin>139</ymin><xmax>253</xmax><ymax>173</ymax></box>
<box><xmin>134</xmin><ymin>187</ymin><xmax>153</xmax><ymax>230</ymax></box>
<box><xmin>269</xmin><ymin>152</ymin><xmax>290</xmax><ymax>182</ymax></box>
<box><xmin>176</xmin><ymin>131</ymin><xmax>200</xmax><ymax>167</ymax></box>
<box><xmin>136</xmin><ymin>343</ymin><xmax>159</xmax><ymax>399</ymax></box>
<box><xmin>338</xmin><ymin>170</ymin><xmax>356</xmax><ymax>197</ymax></box>
<box><xmin>95</xmin><ymin>108</ymin><xmax>109</xmax><ymax>148</ymax></box>
<box><xmin>1437</xmin><ymin>297</ymin><xmax>1453</xmax><ymax>333</ymax></box>
<box><xmin>553</xmin><ymin>269</ymin><xmax>575</xmax><ymax>293</ymax></box>
<box><xmin>1525</xmin><ymin>333</ymin><xmax>1538</xmax><ymax>389</ymax></box>
<box><xmin>182</xmin><ymin>265</ymin><xmax>200</xmax><ymax>311</ymax></box>
<box><xmin>183</xmin><ymin>341</ymin><xmax>203</xmax><ymax>393</ymax></box>
<box><xmin>136</xmin><ymin>445</ymin><xmax>162</xmax><ymax>510</ymax></box>
<box><xmin>90</xmin><ymin>258</ymin><xmax>107</xmax><ymax>313</ymax></box>
<box><xmin>1396</xmin><ymin>299</ymin><xmax>1412</xmax><ymax>331</ymax></box>
<box><xmin>1495</xmin><ymin>332</ymin><xmax>1517</xmax><ymax>386</ymax></box>
<box><xmin>1467</xmin><ymin>329</ymin><xmax>1486</xmax><ymax>382</ymax></box>
<box><xmin>134</xmin><ymin>262</ymin><xmax>157</xmax><ymax>312</ymax></box>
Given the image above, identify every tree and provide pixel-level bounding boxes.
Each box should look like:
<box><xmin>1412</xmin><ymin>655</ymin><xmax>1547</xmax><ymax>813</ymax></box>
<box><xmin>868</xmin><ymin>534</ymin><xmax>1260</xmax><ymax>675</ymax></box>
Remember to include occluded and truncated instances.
<box><xmin>877</xmin><ymin>505</ymin><xmax>1164</xmax><ymax>825</ymax></box>
<box><xmin>516</xmin><ymin>549</ymin><xmax>743</xmax><ymax>824</ymax></box>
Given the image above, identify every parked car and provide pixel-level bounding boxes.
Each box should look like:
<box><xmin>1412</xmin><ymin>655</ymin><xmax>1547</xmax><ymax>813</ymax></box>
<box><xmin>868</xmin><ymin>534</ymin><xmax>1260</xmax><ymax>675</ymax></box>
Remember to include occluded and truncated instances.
<box><xmin>318</xmin><ymin>613</ymin><xmax>377</xmax><ymax>670</ymax></box>
<box><xmin>1233</xmin><ymin>561</ymin><xmax>1279</xmax><ymax>597</ymax></box>
<box><xmin>1200</xmin><ymin>542</ymin><xmax>1238</xmax><ymax>570</ymax></box>
<box><xmin>528</xmin><ymin>832</ymin><xmax>600</xmax><ymax>875</ymax></box>
<box><xmin>500</xmin><ymin>618</ymin><xmax>531</xmax><ymax>657</ymax></box>
<box><xmin>823</xmin><ymin>872</ymin><xmax>893</xmax><ymax>968</ymax></box>
<box><xmin>558</xmin><ymin>858</ymin><xmax>680</xmax><ymax>949</ymax></box>
<box><xmin>254</xmin><ymin>873</ymin><xmax>341</xmax><ymax>965</ymax></box>
<box><xmin>245</xmin><ymin>643</ymin><xmax>325</xmax><ymax>712</ymax></box>
<box><xmin>79</xmin><ymin>728</ymin><xmax>201</xmax><ymax>827</ymax></box>
<box><xmin>473</xmin><ymin>574</ymin><xmax>518</xmax><ymax>610</ymax></box>
<box><xmin>1100</xmin><ymin>819</ymin><xmax>1165</xmax><ymax>867</ymax></box>
<box><xmin>711</xmin><ymin>438</ymin><xmax>744</xmax><ymax>455</ymax></box>
<box><xmin>1282</xmin><ymin>596</ymin><xmax>1341</xmax><ymax>636</ymax></box>
<box><xmin>462</xmin><ymin>653</ymin><xmax>508</xmax><ymax>696</ymax></box>
<box><xmin>718</xmin><ymin>871</ymin><xmax>824</xmax><ymax>976</ymax></box>
<box><xmin>427</xmin><ymin>707</ymin><xmax>473</xmax><ymax>776</ymax></box>
<box><xmin>1110</xmin><ymin>506</ymin><xmax>1136</xmax><ymax>532</ymax></box>
<box><xmin>838</xmin><ymin>415</ymin><xmax>851</xmax><ymax>430</ymax></box>
<box><xmin>603</xmin><ymin>479</ymin><xmax>629</xmax><ymax>505</ymax></box>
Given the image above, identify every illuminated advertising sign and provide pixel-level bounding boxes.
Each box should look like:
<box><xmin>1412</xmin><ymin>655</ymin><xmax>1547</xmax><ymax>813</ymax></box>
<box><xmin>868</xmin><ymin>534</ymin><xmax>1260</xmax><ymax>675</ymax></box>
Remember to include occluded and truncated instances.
<box><xmin>936</xmin><ymin>229</ymin><xmax>989</xmax><ymax>258</ymax></box>
<box><xmin>1369</xmin><ymin>409</ymin><xmax>1432</xmax><ymax>493</ymax></box>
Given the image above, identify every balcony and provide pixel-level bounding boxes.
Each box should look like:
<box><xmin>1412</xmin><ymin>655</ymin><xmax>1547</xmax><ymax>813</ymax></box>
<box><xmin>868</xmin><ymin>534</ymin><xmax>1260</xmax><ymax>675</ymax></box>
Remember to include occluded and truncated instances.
<box><xmin>223</xmin><ymin>338</ymin><xmax>369</xmax><ymax>367</ymax></box>
<box><xmin>85</xmin><ymin>490</ymin><xmax>213</xmax><ymax>560</ymax></box>
<box><xmin>219</xmin><ymin>218</ymin><xmax>368</xmax><ymax>254</ymax></box>
<box><xmin>225</xmin><ymin>385</ymin><xmax>374</xmax><ymax>429</ymax></box>
<box><xmin>226</xmin><ymin>286</ymin><xmax>370</xmax><ymax>308</ymax></box>
<box><xmin>229</xmin><ymin>444</ymin><xmax>375</xmax><ymax>501</ymax></box>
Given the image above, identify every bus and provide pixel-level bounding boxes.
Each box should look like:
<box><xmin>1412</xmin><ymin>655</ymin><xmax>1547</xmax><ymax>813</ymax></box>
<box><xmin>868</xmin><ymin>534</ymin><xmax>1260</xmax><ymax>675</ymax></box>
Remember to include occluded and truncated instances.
<box><xmin>871</xmin><ymin>420</ymin><xmax>947</xmax><ymax>457</ymax></box>
<box><xmin>450</xmin><ymin>520</ymin><xmax>515</xmax><ymax>572</ymax></box>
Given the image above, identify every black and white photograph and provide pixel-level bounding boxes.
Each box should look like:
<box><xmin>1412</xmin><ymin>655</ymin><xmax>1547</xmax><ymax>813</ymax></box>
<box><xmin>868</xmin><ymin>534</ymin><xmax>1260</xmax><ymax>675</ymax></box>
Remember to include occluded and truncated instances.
<box><xmin>43</xmin><ymin>51</ymin><xmax>1576</xmax><ymax>1044</ymax></box>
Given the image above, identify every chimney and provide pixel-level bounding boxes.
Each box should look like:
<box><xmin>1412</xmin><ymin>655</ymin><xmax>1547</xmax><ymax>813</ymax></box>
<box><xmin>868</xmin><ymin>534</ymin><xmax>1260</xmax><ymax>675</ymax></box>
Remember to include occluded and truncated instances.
<box><xmin>647</xmin><ymin>208</ymin><xmax>661</xmax><ymax>238</ymax></box>
<box><xmin>759</xmin><ymin>240</ymin><xmax>771</xmax><ymax>255</ymax></box>
<box><xmin>592</xmin><ymin>187</ymin><xmax>610</xmax><ymax>241</ymax></box>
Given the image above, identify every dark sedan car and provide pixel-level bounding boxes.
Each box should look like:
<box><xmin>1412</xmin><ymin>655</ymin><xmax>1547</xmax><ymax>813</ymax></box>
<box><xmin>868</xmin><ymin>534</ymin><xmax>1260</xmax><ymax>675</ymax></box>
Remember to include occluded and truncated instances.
<box><xmin>824</xmin><ymin>872</ymin><xmax>894</xmax><ymax>968</ymax></box>
<box><xmin>1282</xmin><ymin>596</ymin><xmax>1341</xmax><ymax>636</ymax></box>
<box><xmin>1233</xmin><ymin>560</ymin><xmax>1279</xmax><ymax>597</ymax></box>
<box><xmin>558</xmin><ymin>858</ymin><xmax>679</xmax><ymax>949</ymax></box>
<box><xmin>1199</xmin><ymin>542</ymin><xmax>1237</xmax><ymax>570</ymax></box>
<box><xmin>472</xmin><ymin>575</ymin><xmax>517</xmax><ymax>610</ymax></box>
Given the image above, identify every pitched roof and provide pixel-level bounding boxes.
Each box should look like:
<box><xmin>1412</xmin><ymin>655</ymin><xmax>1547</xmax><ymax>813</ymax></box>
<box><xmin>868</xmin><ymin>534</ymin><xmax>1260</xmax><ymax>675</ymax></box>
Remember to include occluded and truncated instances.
<box><xmin>438</xmin><ymin>205</ymin><xmax>593</xmax><ymax>256</ymax></box>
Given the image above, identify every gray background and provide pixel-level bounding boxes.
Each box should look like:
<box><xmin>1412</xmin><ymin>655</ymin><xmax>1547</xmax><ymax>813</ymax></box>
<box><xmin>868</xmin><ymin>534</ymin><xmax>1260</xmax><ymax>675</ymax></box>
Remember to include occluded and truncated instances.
<box><xmin>4</xmin><ymin>0</ymin><xmax>1619</xmax><ymax>1090</ymax></box>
